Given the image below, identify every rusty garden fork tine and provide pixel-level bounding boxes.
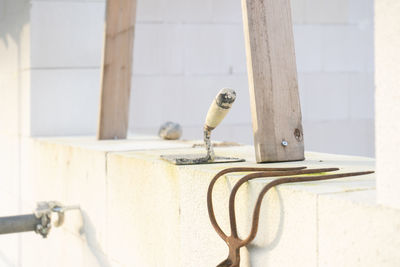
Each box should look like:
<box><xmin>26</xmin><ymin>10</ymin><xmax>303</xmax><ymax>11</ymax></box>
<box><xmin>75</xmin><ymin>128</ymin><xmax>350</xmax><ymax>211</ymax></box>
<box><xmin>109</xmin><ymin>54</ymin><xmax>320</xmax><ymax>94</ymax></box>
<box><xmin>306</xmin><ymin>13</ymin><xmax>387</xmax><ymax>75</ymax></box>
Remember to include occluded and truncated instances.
<box><xmin>239</xmin><ymin>171</ymin><xmax>375</xmax><ymax>247</ymax></box>
<box><xmin>207</xmin><ymin>167</ymin><xmax>306</xmax><ymax>240</ymax></box>
<box><xmin>228</xmin><ymin>168</ymin><xmax>339</xmax><ymax>239</ymax></box>
<box><xmin>208</xmin><ymin>168</ymin><xmax>374</xmax><ymax>267</ymax></box>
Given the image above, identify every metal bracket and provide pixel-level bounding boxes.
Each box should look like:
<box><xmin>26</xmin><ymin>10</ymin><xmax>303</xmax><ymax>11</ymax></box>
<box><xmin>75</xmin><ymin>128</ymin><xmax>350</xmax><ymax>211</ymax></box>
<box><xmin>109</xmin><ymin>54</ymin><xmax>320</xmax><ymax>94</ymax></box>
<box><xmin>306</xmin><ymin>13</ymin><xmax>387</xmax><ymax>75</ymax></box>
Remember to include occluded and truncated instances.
<box><xmin>207</xmin><ymin>167</ymin><xmax>374</xmax><ymax>267</ymax></box>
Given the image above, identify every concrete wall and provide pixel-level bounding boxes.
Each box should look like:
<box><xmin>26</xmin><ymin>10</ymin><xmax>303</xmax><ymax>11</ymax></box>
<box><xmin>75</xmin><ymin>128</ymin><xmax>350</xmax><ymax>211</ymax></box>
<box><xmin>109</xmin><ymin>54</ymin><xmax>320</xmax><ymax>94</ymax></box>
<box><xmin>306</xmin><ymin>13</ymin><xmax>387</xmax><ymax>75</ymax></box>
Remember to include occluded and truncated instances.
<box><xmin>129</xmin><ymin>0</ymin><xmax>375</xmax><ymax>157</ymax></box>
<box><xmin>1</xmin><ymin>0</ymin><xmax>374</xmax><ymax>157</ymax></box>
<box><xmin>0</xmin><ymin>0</ymin><xmax>30</xmax><ymax>265</ymax></box>
<box><xmin>375</xmin><ymin>0</ymin><xmax>400</xmax><ymax>209</ymax></box>
<box><xmin>5</xmin><ymin>137</ymin><xmax>398</xmax><ymax>267</ymax></box>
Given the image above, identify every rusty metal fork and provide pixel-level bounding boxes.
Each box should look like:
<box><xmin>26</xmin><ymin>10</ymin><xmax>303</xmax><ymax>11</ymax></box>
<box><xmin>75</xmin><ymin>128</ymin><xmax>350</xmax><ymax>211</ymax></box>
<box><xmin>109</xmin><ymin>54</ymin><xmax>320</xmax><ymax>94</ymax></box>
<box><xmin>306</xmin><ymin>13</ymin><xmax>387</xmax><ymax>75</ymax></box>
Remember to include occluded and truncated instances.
<box><xmin>207</xmin><ymin>167</ymin><xmax>374</xmax><ymax>267</ymax></box>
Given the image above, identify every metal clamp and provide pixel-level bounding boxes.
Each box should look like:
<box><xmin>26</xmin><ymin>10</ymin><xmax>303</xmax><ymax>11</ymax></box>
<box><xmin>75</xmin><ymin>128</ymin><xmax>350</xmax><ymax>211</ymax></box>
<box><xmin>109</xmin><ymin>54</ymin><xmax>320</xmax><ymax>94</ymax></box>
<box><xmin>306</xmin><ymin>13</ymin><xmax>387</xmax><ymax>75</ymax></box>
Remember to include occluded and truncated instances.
<box><xmin>0</xmin><ymin>201</ymin><xmax>80</xmax><ymax>238</ymax></box>
<box><xmin>207</xmin><ymin>167</ymin><xmax>374</xmax><ymax>267</ymax></box>
<box><xmin>34</xmin><ymin>201</ymin><xmax>80</xmax><ymax>238</ymax></box>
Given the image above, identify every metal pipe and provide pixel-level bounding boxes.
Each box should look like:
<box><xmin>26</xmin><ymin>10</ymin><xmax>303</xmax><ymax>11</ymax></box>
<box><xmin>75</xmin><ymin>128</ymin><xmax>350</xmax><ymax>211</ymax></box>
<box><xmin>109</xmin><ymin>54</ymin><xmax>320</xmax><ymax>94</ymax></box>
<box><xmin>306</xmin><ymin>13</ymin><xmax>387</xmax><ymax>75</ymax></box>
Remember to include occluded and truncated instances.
<box><xmin>0</xmin><ymin>214</ymin><xmax>40</xmax><ymax>235</ymax></box>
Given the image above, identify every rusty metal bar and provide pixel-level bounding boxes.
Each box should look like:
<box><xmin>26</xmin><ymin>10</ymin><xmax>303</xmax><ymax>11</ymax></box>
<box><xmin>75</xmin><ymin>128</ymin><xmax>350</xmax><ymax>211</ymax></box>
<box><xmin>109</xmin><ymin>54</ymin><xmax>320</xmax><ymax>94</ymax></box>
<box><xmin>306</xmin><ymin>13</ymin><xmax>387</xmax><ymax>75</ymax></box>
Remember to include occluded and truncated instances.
<box><xmin>228</xmin><ymin>168</ymin><xmax>338</xmax><ymax>238</ymax></box>
<box><xmin>207</xmin><ymin>167</ymin><xmax>375</xmax><ymax>267</ymax></box>
<box><xmin>207</xmin><ymin>167</ymin><xmax>306</xmax><ymax>240</ymax></box>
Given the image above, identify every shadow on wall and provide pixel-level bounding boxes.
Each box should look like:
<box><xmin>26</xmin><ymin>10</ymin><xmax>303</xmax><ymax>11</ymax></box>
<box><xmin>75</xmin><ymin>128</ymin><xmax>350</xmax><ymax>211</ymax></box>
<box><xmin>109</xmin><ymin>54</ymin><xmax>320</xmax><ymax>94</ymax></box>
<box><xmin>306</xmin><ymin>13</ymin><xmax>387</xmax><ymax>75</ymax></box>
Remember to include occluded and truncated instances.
<box><xmin>78</xmin><ymin>210</ymin><xmax>112</xmax><ymax>267</ymax></box>
<box><xmin>246</xmin><ymin>188</ymin><xmax>284</xmax><ymax>265</ymax></box>
<box><xmin>0</xmin><ymin>250</ymin><xmax>15</xmax><ymax>267</ymax></box>
<box><xmin>0</xmin><ymin>0</ymin><xmax>30</xmax><ymax>50</ymax></box>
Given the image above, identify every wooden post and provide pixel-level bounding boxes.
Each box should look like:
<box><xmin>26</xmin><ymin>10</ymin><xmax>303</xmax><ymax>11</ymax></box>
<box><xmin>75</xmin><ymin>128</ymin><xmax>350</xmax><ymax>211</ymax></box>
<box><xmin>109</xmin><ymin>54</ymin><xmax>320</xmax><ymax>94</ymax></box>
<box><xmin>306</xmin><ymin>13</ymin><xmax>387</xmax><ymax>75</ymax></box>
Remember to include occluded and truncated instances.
<box><xmin>241</xmin><ymin>0</ymin><xmax>305</xmax><ymax>162</ymax></box>
<box><xmin>98</xmin><ymin>0</ymin><xmax>137</xmax><ymax>140</ymax></box>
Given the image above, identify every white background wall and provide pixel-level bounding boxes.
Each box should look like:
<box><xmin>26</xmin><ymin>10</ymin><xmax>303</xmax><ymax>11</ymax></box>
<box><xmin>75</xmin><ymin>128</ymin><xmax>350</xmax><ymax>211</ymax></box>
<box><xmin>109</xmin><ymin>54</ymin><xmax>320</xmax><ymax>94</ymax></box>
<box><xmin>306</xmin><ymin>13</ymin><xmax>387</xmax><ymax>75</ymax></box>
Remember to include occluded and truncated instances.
<box><xmin>0</xmin><ymin>0</ymin><xmax>375</xmax><ymax>155</ymax></box>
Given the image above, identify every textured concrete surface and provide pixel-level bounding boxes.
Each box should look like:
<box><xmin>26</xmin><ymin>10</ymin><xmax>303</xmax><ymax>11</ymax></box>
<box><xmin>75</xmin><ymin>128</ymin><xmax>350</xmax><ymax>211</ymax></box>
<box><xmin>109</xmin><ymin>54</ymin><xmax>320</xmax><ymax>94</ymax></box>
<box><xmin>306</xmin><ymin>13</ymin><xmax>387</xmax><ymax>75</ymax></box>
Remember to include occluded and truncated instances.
<box><xmin>3</xmin><ymin>136</ymin><xmax>397</xmax><ymax>267</ymax></box>
<box><xmin>375</xmin><ymin>0</ymin><xmax>400</xmax><ymax>209</ymax></box>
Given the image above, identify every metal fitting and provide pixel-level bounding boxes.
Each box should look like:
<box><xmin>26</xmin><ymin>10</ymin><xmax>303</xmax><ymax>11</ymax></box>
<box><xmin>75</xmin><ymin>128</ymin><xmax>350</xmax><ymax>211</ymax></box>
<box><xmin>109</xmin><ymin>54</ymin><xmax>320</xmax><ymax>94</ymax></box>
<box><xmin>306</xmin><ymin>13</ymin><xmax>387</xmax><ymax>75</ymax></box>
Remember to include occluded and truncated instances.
<box><xmin>0</xmin><ymin>201</ymin><xmax>80</xmax><ymax>238</ymax></box>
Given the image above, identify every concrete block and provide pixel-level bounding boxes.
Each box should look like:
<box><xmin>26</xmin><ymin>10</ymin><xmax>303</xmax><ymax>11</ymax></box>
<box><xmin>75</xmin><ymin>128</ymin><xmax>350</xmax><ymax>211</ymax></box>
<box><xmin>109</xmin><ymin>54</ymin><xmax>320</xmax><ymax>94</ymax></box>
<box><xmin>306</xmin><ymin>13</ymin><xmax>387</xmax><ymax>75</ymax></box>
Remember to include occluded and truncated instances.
<box><xmin>297</xmin><ymin>73</ymin><xmax>307</xmax><ymax>113</ymax></box>
<box><xmin>290</xmin><ymin>0</ymin><xmax>306</xmax><ymax>24</ymax></box>
<box><xmin>294</xmin><ymin>25</ymin><xmax>324</xmax><ymax>72</ymax></box>
<box><xmin>304</xmin><ymin>0</ymin><xmax>349</xmax><ymax>24</ymax></box>
<box><xmin>227</xmin><ymin>25</ymin><xmax>247</xmax><ymax>74</ymax></box>
<box><xmin>248</xmin><ymin>154</ymin><xmax>374</xmax><ymax>265</ymax></box>
<box><xmin>30</xmin><ymin>1</ymin><xmax>105</xmax><ymax>68</ymax></box>
<box><xmin>318</xmin><ymin>191</ymin><xmax>400</xmax><ymax>266</ymax></box>
<box><xmin>29</xmin><ymin>68</ymin><xmax>100</xmax><ymax>136</ymax></box>
<box><xmin>20</xmin><ymin>138</ymin><xmax>108</xmax><ymax>254</ymax></box>
<box><xmin>20</xmin><ymin>70</ymin><xmax>31</xmax><ymax>137</ymax></box>
<box><xmin>164</xmin><ymin>0</ymin><xmax>213</xmax><ymax>23</ymax></box>
<box><xmin>183</xmin><ymin>25</ymin><xmax>244</xmax><ymax>75</ymax></box>
<box><xmin>349</xmin><ymin>0</ymin><xmax>373</xmax><ymax>24</ymax></box>
<box><xmin>177</xmin><ymin>167</ymin><xmax>237</xmax><ymax>267</ymax></box>
<box><xmin>303</xmin><ymin>119</ymin><xmax>375</xmax><ymax>157</ymax></box>
<box><xmin>137</xmin><ymin>0</ymin><xmax>236</xmax><ymax>23</ymax></box>
<box><xmin>322</xmin><ymin>25</ymin><xmax>372</xmax><ymax>72</ymax></box>
<box><xmin>16</xmin><ymin>137</ymin><xmax>383</xmax><ymax>266</ymax></box>
<box><xmin>20</xmin><ymin>229</ymin><xmax>87</xmax><ymax>267</ymax></box>
<box><xmin>106</xmin><ymin>152</ymin><xmax>181</xmax><ymax>267</ymax></box>
<box><xmin>212</xmin><ymin>0</ymin><xmax>243</xmax><ymax>23</ymax></box>
<box><xmin>0</xmin><ymin>136</ymin><xmax>19</xmax><ymax>196</ymax></box>
<box><xmin>376</xmin><ymin>0</ymin><xmax>400</xmax><ymax>209</ymax></box>
<box><xmin>129</xmin><ymin>75</ymin><xmax>185</xmax><ymax>129</ymax></box>
<box><xmin>348</xmin><ymin>73</ymin><xmax>374</xmax><ymax>119</ymax></box>
<box><xmin>130</xmin><ymin>148</ymin><xmax>376</xmax><ymax>267</ymax></box>
<box><xmin>302</xmin><ymin>72</ymin><xmax>350</xmax><ymax>121</ymax></box>
<box><xmin>136</xmin><ymin>0</ymin><xmax>165</xmax><ymax>22</ymax></box>
<box><xmin>248</xmin><ymin>187</ymin><xmax>318</xmax><ymax>267</ymax></box>
<box><xmin>133</xmin><ymin>24</ymin><xmax>184</xmax><ymax>75</ymax></box>
<box><xmin>287</xmin><ymin>170</ymin><xmax>375</xmax><ymax>195</ymax></box>
<box><xmin>0</xmin><ymin>74</ymin><xmax>19</xmax><ymax>136</ymax></box>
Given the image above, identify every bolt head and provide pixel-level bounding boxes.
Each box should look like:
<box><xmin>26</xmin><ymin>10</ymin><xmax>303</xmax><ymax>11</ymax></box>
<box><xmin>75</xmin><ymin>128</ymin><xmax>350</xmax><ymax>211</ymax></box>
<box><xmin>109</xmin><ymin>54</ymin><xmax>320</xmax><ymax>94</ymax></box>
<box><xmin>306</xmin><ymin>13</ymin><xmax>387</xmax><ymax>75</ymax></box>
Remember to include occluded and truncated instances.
<box><xmin>281</xmin><ymin>140</ymin><xmax>288</xmax><ymax>147</ymax></box>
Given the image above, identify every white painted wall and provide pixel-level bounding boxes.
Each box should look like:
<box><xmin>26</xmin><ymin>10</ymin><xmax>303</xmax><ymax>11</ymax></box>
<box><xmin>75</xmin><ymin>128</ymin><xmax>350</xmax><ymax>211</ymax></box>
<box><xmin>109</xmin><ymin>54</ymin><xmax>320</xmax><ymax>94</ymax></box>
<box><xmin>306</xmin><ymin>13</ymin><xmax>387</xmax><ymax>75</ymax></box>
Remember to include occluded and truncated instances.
<box><xmin>0</xmin><ymin>0</ymin><xmax>374</xmax><ymax>153</ymax></box>
<box><xmin>375</xmin><ymin>0</ymin><xmax>400</xmax><ymax>209</ymax></box>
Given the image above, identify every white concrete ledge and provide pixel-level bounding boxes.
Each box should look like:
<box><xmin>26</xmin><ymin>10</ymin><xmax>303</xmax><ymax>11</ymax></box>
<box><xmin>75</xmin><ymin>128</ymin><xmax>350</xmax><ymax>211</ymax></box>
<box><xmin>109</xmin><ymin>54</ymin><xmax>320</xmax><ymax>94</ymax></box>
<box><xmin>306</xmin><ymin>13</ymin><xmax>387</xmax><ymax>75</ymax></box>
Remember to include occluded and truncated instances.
<box><xmin>13</xmin><ymin>136</ymin><xmax>400</xmax><ymax>267</ymax></box>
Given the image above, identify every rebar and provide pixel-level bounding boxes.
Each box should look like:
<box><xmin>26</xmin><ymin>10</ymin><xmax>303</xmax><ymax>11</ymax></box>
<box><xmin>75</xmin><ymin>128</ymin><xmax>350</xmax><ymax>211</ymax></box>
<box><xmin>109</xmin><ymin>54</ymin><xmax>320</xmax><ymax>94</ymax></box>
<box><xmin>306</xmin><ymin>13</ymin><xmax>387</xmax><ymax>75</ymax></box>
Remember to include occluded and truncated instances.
<box><xmin>207</xmin><ymin>167</ymin><xmax>374</xmax><ymax>267</ymax></box>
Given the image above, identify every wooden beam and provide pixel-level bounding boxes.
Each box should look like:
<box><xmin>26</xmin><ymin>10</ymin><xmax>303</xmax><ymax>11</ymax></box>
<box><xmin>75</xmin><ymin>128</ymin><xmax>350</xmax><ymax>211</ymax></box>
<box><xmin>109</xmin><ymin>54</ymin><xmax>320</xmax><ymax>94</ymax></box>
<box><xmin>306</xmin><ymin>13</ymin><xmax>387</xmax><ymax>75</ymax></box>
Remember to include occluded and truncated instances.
<box><xmin>98</xmin><ymin>0</ymin><xmax>136</xmax><ymax>140</ymax></box>
<box><xmin>241</xmin><ymin>0</ymin><xmax>304</xmax><ymax>162</ymax></box>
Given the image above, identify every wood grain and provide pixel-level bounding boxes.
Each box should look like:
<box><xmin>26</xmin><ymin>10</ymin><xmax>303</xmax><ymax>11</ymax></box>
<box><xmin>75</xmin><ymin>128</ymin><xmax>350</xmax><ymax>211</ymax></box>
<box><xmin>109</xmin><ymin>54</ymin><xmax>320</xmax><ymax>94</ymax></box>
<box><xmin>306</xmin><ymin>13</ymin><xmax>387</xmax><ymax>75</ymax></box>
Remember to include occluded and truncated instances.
<box><xmin>241</xmin><ymin>0</ymin><xmax>304</xmax><ymax>162</ymax></box>
<box><xmin>98</xmin><ymin>0</ymin><xmax>136</xmax><ymax>140</ymax></box>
